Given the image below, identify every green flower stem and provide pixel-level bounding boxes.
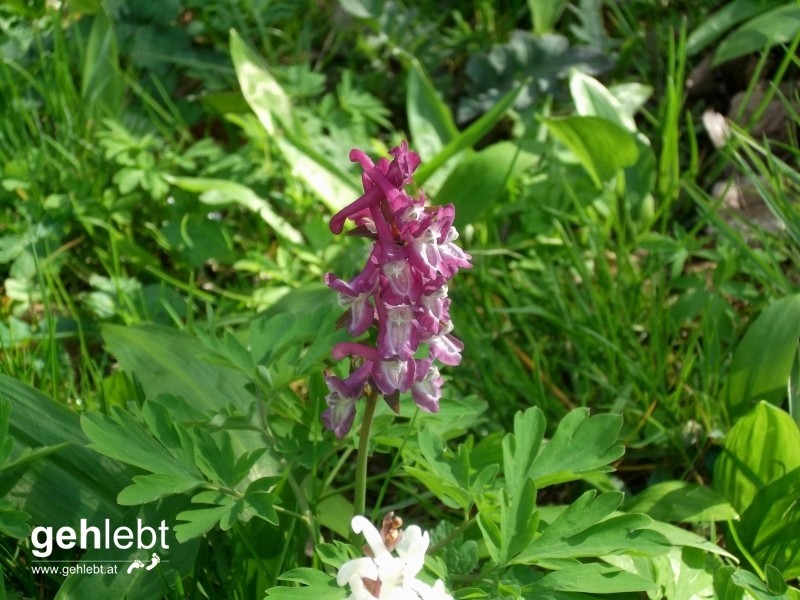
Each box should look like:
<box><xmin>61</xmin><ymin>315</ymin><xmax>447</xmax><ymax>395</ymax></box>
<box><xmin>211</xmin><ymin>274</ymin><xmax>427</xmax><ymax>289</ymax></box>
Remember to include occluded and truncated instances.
<box><xmin>727</xmin><ymin>518</ymin><xmax>766</xmax><ymax>581</ymax></box>
<box><xmin>354</xmin><ymin>387</ymin><xmax>379</xmax><ymax>521</ymax></box>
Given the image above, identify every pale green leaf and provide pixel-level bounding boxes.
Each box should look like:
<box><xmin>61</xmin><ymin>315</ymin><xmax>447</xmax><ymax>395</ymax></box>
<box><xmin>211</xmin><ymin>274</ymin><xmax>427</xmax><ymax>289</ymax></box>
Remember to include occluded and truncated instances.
<box><xmin>543</xmin><ymin>116</ymin><xmax>639</xmax><ymax>187</ymax></box>
<box><xmin>725</xmin><ymin>295</ymin><xmax>800</xmax><ymax>420</ymax></box>
<box><xmin>715</xmin><ymin>401</ymin><xmax>800</xmax><ymax>514</ymax></box>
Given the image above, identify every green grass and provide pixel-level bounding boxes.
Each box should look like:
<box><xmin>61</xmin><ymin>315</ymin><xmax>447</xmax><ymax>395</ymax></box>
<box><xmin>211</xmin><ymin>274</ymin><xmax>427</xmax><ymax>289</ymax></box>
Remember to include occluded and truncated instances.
<box><xmin>1</xmin><ymin>0</ymin><xmax>799</xmax><ymax>598</ymax></box>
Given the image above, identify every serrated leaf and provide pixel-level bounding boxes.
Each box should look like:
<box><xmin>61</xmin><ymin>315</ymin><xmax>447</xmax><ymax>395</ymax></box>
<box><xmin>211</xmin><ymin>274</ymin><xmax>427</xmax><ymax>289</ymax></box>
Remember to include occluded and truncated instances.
<box><xmin>543</xmin><ymin>115</ymin><xmax>639</xmax><ymax>187</ymax></box>
<box><xmin>265</xmin><ymin>567</ymin><xmax>346</xmax><ymax>600</ymax></box>
<box><xmin>530</xmin><ymin>408</ymin><xmax>624</xmax><ymax>488</ymax></box>
<box><xmin>516</xmin><ymin>491</ymin><xmax>669</xmax><ymax>562</ymax></box>
<box><xmin>82</xmin><ymin>409</ymin><xmax>197</xmax><ymax>479</ymax></box>
<box><xmin>174</xmin><ymin>504</ymin><xmax>233</xmax><ymax>542</ymax></box>
<box><xmin>502</xmin><ymin>407</ymin><xmax>546</xmax><ymax>497</ymax></box>
<box><xmin>117</xmin><ymin>473</ymin><xmax>202</xmax><ymax>506</ymax></box>
<box><xmin>714</xmin><ymin>401</ymin><xmax>800</xmax><ymax>514</ymax></box>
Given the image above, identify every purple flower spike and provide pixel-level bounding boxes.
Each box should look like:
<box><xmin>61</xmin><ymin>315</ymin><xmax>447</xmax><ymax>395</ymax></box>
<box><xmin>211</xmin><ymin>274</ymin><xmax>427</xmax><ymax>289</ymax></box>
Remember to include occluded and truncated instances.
<box><xmin>322</xmin><ymin>362</ymin><xmax>372</xmax><ymax>439</ymax></box>
<box><xmin>322</xmin><ymin>142</ymin><xmax>471</xmax><ymax>437</ymax></box>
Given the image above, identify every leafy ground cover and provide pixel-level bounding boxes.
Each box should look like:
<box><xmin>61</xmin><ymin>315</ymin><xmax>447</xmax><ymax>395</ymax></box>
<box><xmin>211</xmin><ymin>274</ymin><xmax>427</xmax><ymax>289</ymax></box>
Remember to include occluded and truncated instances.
<box><xmin>0</xmin><ymin>1</ymin><xmax>799</xmax><ymax>599</ymax></box>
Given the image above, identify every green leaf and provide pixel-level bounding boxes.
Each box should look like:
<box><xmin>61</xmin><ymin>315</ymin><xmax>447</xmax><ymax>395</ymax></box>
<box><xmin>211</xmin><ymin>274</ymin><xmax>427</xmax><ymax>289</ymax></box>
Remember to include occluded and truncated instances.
<box><xmin>415</xmin><ymin>83</ymin><xmax>524</xmax><ymax>186</ymax></box>
<box><xmin>528</xmin><ymin>0</ymin><xmax>567</xmax><ymax>34</ymax></box>
<box><xmin>531</xmin><ymin>563</ymin><xmax>657</xmax><ymax>594</ymax></box>
<box><xmin>687</xmin><ymin>0</ymin><xmax>785</xmax><ymax>56</ymax></box>
<box><xmin>82</xmin><ymin>409</ymin><xmax>199</xmax><ymax>479</ymax></box>
<box><xmin>502</xmin><ymin>407</ymin><xmax>546</xmax><ymax>497</ymax></box>
<box><xmin>713</xmin><ymin>4</ymin><xmax>800</xmax><ymax>66</ymax></box>
<box><xmin>81</xmin><ymin>11</ymin><xmax>122</xmax><ymax>112</ymax></box>
<box><xmin>229</xmin><ymin>29</ymin><xmax>292</xmax><ymax>134</ymax></box>
<box><xmin>624</xmin><ymin>480</ymin><xmax>738</xmax><ymax>523</ymax></box>
<box><xmin>265</xmin><ymin>567</ymin><xmax>346</xmax><ymax>600</ymax></box>
<box><xmin>436</xmin><ymin>142</ymin><xmax>538</xmax><ymax>228</ymax></box>
<box><xmin>117</xmin><ymin>473</ymin><xmax>202</xmax><ymax>506</ymax></box>
<box><xmin>0</xmin><ymin>376</ymin><xmax>131</xmax><ymax>529</ymax></box>
<box><xmin>737</xmin><ymin>467</ymin><xmax>800</xmax><ymax>579</ymax></box>
<box><xmin>543</xmin><ymin>115</ymin><xmax>639</xmax><ymax>188</ymax></box>
<box><xmin>529</xmin><ymin>408</ymin><xmax>624</xmax><ymax>488</ymax></box>
<box><xmin>714</xmin><ymin>401</ymin><xmax>800</xmax><ymax>514</ymax></box>
<box><xmin>515</xmin><ymin>491</ymin><xmax>670</xmax><ymax>562</ymax></box>
<box><xmin>406</xmin><ymin>59</ymin><xmax>458</xmax><ymax>161</ymax></box>
<box><xmin>229</xmin><ymin>30</ymin><xmax>359</xmax><ymax>212</ymax></box>
<box><xmin>725</xmin><ymin>295</ymin><xmax>800</xmax><ymax>421</ymax></box>
<box><xmin>174</xmin><ymin>503</ymin><xmax>235</xmax><ymax>542</ymax></box>
<box><xmin>569</xmin><ymin>71</ymin><xmax>636</xmax><ymax>132</ymax></box>
<box><xmin>0</xmin><ymin>499</ymin><xmax>30</xmax><ymax>538</ymax></box>
<box><xmin>169</xmin><ymin>177</ymin><xmax>303</xmax><ymax>244</ymax></box>
<box><xmin>102</xmin><ymin>324</ymin><xmax>254</xmax><ymax>413</ymax></box>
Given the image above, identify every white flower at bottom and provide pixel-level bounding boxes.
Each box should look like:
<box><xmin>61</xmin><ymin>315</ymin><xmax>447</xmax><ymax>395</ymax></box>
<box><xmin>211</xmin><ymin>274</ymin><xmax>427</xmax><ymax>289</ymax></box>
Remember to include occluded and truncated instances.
<box><xmin>337</xmin><ymin>515</ymin><xmax>454</xmax><ymax>600</ymax></box>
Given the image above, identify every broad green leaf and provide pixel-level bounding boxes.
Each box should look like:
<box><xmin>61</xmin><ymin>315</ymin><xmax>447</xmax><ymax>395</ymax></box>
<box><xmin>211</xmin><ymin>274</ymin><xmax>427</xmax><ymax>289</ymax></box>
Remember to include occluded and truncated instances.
<box><xmin>516</xmin><ymin>491</ymin><xmax>670</xmax><ymax>562</ymax></box>
<box><xmin>687</xmin><ymin>0</ymin><xmax>785</xmax><ymax>56</ymax></box>
<box><xmin>725</xmin><ymin>295</ymin><xmax>800</xmax><ymax>420</ymax></box>
<box><xmin>569</xmin><ymin>71</ymin><xmax>636</xmax><ymax>132</ymax></box>
<box><xmin>713</xmin><ymin>4</ymin><xmax>800</xmax><ymax>66</ymax></box>
<box><xmin>81</xmin><ymin>11</ymin><xmax>122</xmax><ymax>112</ymax></box>
<box><xmin>530</xmin><ymin>408</ymin><xmax>624</xmax><ymax>488</ymax></box>
<box><xmin>531</xmin><ymin>562</ymin><xmax>657</xmax><ymax>594</ymax></box>
<box><xmin>543</xmin><ymin>116</ymin><xmax>639</xmax><ymax>188</ymax></box>
<box><xmin>436</xmin><ymin>142</ymin><xmax>538</xmax><ymax>228</ymax></box>
<box><xmin>624</xmin><ymin>481</ymin><xmax>738</xmax><ymax>523</ymax></box>
<box><xmin>117</xmin><ymin>473</ymin><xmax>202</xmax><ymax>506</ymax></box>
<box><xmin>169</xmin><ymin>176</ymin><xmax>303</xmax><ymax>244</ymax></box>
<box><xmin>0</xmin><ymin>376</ymin><xmax>131</xmax><ymax>528</ymax></box>
<box><xmin>737</xmin><ymin>467</ymin><xmax>800</xmax><ymax>579</ymax></box>
<box><xmin>528</xmin><ymin>0</ymin><xmax>567</xmax><ymax>34</ymax></box>
<box><xmin>407</xmin><ymin>59</ymin><xmax>458</xmax><ymax>161</ymax></box>
<box><xmin>230</xmin><ymin>30</ymin><xmax>358</xmax><ymax>212</ymax></box>
<box><xmin>715</xmin><ymin>401</ymin><xmax>800</xmax><ymax>514</ymax></box>
<box><xmin>415</xmin><ymin>83</ymin><xmax>524</xmax><ymax>186</ymax></box>
<box><xmin>230</xmin><ymin>29</ymin><xmax>292</xmax><ymax>134</ymax></box>
<box><xmin>102</xmin><ymin>324</ymin><xmax>254</xmax><ymax>413</ymax></box>
<box><xmin>729</xmin><ymin>567</ymin><xmax>798</xmax><ymax>600</ymax></box>
<box><xmin>714</xmin><ymin>566</ymin><xmax>746</xmax><ymax>600</ymax></box>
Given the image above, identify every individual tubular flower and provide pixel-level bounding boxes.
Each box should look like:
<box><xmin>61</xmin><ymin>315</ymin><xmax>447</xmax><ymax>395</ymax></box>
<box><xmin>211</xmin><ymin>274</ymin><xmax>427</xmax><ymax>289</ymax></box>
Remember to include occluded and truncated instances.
<box><xmin>323</xmin><ymin>142</ymin><xmax>471</xmax><ymax>437</ymax></box>
<box><xmin>336</xmin><ymin>514</ymin><xmax>454</xmax><ymax>600</ymax></box>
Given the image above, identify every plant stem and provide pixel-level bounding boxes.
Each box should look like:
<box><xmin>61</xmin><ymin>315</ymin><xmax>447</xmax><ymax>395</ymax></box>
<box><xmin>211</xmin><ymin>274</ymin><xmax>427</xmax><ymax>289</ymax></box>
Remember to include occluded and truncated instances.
<box><xmin>354</xmin><ymin>388</ymin><xmax>379</xmax><ymax>520</ymax></box>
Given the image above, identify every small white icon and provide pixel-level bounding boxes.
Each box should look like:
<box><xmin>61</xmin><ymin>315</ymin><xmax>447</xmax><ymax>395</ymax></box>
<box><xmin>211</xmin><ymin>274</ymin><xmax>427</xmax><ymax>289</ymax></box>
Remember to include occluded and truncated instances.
<box><xmin>145</xmin><ymin>553</ymin><xmax>161</xmax><ymax>571</ymax></box>
<box><xmin>127</xmin><ymin>559</ymin><xmax>146</xmax><ymax>574</ymax></box>
<box><xmin>127</xmin><ymin>553</ymin><xmax>161</xmax><ymax>574</ymax></box>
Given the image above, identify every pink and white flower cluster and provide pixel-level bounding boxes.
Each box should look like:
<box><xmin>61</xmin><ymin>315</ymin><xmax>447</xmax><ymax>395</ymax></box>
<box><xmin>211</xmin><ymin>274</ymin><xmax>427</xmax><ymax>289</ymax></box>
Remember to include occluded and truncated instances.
<box><xmin>323</xmin><ymin>142</ymin><xmax>471</xmax><ymax>438</ymax></box>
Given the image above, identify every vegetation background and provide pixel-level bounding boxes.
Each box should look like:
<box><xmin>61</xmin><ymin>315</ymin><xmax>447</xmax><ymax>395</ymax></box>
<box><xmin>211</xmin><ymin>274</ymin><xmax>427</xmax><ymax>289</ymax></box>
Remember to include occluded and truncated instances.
<box><xmin>0</xmin><ymin>0</ymin><xmax>798</xmax><ymax>598</ymax></box>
